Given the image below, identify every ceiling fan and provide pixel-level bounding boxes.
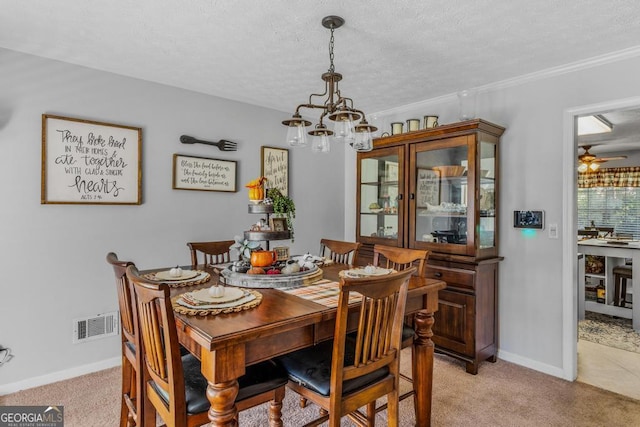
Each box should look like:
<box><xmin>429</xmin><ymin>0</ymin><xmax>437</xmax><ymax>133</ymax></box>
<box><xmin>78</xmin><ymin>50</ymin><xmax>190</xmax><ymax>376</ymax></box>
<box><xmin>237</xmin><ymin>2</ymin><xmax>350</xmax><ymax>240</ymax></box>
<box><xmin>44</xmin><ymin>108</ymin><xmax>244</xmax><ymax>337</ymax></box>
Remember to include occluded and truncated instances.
<box><xmin>577</xmin><ymin>145</ymin><xmax>627</xmax><ymax>172</ymax></box>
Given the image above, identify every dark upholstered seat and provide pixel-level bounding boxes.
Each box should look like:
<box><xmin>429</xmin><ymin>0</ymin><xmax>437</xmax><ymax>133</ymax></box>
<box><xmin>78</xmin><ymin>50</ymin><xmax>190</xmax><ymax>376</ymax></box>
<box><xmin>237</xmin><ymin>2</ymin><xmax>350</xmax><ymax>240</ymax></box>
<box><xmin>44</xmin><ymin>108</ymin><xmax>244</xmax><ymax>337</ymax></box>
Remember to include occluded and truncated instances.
<box><xmin>153</xmin><ymin>357</ymin><xmax>288</xmax><ymax>415</ymax></box>
<box><xmin>279</xmin><ymin>338</ymin><xmax>389</xmax><ymax>397</ymax></box>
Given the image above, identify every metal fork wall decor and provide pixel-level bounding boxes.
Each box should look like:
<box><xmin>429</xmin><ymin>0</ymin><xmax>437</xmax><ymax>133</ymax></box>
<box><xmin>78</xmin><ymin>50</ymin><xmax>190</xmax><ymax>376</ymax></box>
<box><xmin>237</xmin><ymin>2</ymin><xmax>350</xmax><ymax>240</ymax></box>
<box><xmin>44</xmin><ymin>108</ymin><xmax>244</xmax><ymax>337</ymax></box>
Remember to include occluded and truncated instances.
<box><xmin>180</xmin><ymin>135</ymin><xmax>238</xmax><ymax>151</ymax></box>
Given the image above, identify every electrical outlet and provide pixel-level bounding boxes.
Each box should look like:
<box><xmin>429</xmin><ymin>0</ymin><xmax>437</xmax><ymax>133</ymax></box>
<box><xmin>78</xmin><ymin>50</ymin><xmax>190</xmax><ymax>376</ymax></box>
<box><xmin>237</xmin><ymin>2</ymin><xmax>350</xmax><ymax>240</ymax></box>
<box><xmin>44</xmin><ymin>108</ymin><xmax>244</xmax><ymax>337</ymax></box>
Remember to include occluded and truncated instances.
<box><xmin>549</xmin><ymin>223</ymin><xmax>559</xmax><ymax>239</ymax></box>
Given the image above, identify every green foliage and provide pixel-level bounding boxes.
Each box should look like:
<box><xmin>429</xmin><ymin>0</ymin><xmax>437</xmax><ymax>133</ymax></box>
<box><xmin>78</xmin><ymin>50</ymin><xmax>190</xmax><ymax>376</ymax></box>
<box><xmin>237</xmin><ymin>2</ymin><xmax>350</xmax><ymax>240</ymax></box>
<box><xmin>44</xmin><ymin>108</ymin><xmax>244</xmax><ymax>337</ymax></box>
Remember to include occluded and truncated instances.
<box><xmin>267</xmin><ymin>188</ymin><xmax>295</xmax><ymax>241</ymax></box>
<box><xmin>230</xmin><ymin>235</ymin><xmax>260</xmax><ymax>259</ymax></box>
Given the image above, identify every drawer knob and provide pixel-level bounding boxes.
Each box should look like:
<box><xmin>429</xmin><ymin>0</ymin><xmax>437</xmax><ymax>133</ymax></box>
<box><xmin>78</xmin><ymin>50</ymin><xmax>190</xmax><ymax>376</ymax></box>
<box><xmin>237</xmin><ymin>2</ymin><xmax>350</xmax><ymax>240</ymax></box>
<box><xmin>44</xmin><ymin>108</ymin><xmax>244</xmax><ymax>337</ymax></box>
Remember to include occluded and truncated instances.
<box><xmin>434</xmin><ymin>272</ymin><xmax>442</xmax><ymax>278</ymax></box>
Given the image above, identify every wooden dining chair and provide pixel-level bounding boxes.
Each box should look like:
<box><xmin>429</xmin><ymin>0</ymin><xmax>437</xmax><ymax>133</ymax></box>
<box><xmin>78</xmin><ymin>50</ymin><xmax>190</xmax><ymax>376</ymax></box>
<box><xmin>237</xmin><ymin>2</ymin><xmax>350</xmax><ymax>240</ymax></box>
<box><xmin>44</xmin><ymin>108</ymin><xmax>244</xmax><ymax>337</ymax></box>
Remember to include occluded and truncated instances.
<box><xmin>319</xmin><ymin>238</ymin><xmax>361</xmax><ymax>265</ymax></box>
<box><xmin>187</xmin><ymin>240</ymin><xmax>235</xmax><ymax>268</ymax></box>
<box><xmin>277</xmin><ymin>267</ymin><xmax>415</xmax><ymax>427</ymax></box>
<box><xmin>106</xmin><ymin>252</ymin><xmax>141</xmax><ymax>427</ymax></box>
<box><xmin>126</xmin><ymin>265</ymin><xmax>288</xmax><ymax>427</ymax></box>
<box><xmin>372</xmin><ymin>244</ymin><xmax>430</xmax><ymax>408</ymax></box>
<box><xmin>372</xmin><ymin>244</ymin><xmax>430</xmax><ymax>277</ymax></box>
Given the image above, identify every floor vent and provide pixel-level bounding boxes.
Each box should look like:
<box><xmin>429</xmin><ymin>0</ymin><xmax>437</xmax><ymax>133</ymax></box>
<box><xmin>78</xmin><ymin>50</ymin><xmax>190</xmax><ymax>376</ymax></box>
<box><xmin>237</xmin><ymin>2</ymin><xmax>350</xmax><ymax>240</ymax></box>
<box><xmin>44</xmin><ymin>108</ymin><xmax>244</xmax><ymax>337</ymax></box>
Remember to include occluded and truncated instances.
<box><xmin>73</xmin><ymin>311</ymin><xmax>119</xmax><ymax>343</ymax></box>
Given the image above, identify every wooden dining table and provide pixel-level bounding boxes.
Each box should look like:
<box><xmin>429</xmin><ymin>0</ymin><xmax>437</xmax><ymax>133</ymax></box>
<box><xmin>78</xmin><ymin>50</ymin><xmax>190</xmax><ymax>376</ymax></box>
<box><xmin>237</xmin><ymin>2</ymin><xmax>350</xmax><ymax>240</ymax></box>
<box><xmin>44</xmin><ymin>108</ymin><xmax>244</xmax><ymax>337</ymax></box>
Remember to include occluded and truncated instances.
<box><xmin>160</xmin><ymin>263</ymin><xmax>445</xmax><ymax>427</ymax></box>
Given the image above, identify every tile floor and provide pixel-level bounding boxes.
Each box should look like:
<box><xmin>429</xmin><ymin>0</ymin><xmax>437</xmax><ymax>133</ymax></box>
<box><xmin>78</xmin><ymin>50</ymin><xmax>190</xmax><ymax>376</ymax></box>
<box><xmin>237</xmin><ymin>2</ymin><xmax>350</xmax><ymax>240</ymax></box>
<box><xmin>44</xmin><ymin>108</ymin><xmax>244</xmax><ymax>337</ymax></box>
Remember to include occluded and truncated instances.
<box><xmin>578</xmin><ymin>338</ymin><xmax>640</xmax><ymax>400</ymax></box>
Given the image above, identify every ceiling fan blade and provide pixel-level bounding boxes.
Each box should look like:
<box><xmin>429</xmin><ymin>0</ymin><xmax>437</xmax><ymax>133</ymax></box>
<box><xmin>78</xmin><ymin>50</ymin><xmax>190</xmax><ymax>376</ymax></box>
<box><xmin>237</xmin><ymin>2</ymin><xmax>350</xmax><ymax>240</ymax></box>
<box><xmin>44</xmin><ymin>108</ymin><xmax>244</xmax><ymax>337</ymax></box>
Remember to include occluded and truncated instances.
<box><xmin>597</xmin><ymin>155</ymin><xmax>627</xmax><ymax>162</ymax></box>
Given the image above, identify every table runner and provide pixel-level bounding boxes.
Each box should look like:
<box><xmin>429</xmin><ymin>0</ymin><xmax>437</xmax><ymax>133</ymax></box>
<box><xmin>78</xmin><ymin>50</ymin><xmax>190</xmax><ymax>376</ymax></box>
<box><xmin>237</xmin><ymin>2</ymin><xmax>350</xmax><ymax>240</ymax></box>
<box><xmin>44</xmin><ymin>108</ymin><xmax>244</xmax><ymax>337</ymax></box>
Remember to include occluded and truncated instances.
<box><xmin>279</xmin><ymin>279</ymin><xmax>361</xmax><ymax>308</ymax></box>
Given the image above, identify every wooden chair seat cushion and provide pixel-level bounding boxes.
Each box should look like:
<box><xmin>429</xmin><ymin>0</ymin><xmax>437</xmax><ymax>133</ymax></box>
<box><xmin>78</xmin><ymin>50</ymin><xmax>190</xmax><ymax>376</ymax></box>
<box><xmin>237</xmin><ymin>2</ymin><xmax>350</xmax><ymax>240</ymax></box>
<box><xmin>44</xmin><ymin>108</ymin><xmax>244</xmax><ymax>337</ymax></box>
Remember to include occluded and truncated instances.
<box><xmin>277</xmin><ymin>338</ymin><xmax>390</xmax><ymax>397</ymax></box>
<box><xmin>151</xmin><ymin>355</ymin><xmax>288</xmax><ymax>415</ymax></box>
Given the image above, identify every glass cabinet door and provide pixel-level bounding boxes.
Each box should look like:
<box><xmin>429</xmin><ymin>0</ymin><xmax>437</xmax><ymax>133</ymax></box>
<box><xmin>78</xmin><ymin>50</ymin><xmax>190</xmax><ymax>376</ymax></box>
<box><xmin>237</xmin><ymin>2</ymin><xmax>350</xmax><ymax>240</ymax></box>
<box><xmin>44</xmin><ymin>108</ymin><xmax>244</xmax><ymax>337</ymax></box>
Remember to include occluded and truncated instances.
<box><xmin>357</xmin><ymin>146</ymin><xmax>404</xmax><ymax>247</ymax></box>
<box><xmin>478</xmin><ymin>140</ymin><xmax>497</xmax><ymax>251</ymax></box>
<box><xmin>409</xmin><ymin>135</ymin><xmax>498</xmax><ymax>256</ymax></box>
<box><xmin>410</xmin><ymin>136</ymin><xmax>472</xmax><ymax>255</ymax></box>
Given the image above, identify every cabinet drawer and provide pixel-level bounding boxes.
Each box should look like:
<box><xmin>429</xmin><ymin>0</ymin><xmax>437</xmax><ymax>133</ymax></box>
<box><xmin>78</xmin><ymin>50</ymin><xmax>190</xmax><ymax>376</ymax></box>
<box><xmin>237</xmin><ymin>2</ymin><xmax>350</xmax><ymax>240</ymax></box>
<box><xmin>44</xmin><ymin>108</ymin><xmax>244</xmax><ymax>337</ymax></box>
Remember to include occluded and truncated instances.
<box><xmin>424</xmin><ymin>265</ymin><xmax>476</xmax><ymax>291</ymax></box>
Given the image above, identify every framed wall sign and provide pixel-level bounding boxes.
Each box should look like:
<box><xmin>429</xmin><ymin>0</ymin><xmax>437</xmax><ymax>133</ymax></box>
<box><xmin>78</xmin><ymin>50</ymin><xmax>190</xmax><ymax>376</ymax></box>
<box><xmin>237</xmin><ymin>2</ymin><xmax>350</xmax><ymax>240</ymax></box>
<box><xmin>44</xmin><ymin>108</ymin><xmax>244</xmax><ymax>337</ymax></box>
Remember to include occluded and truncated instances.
<box><xmin>41</xmin><ymin>114</ymin><xmax>142</xmax><ymax>205</ymax></box>
<box><xmin>261</xmin><ymin>146</ymin><xmax>289</xmax><ymax>196</ymax></box>
<box><xmin>172</xmin><ymin>154</ymin><xmax>237</xmax><ymax>192</ymax></box>
<box><xmin>416</xmin><ymin>168</ymin><xmax>440</xmax><ymax>208</ymax></box>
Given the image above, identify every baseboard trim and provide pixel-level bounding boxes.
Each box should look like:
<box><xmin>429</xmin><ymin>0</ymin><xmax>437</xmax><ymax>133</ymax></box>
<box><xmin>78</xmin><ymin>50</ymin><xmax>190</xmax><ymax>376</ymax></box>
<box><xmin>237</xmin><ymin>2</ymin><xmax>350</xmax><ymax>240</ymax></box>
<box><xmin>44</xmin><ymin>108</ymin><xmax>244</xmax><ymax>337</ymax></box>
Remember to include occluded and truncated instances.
<box><xmin>498</xmin><ymin>349</ymin><xmax>566</xmax><ymax>380</ymax></box>
<box><xmin>0</xmin><ymin>356</ymin><xmax>121</xmax><ymax>395</ymax></box>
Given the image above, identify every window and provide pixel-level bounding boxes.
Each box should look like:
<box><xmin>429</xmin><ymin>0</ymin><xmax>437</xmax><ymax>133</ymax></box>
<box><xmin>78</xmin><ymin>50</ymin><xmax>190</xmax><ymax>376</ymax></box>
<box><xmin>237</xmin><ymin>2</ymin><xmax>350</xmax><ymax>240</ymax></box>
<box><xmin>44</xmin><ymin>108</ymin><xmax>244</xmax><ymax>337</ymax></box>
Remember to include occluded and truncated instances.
<box><xmin>577</xmin><ymin>187</ymin><xmax>640</xmax><ymax>239</ymax></box>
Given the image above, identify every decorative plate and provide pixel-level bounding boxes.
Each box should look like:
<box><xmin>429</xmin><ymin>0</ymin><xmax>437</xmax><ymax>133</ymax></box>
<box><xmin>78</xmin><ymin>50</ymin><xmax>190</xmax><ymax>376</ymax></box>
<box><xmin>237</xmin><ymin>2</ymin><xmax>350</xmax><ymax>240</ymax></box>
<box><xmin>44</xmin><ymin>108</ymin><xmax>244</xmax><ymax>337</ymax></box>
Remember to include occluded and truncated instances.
<box><xmin>187</xmin><ymin>287</ymin><xmax>246</xmax><ymax>304</ymax></box>
<box><xmin>340</xmin><ymin>267</ymin><xmax>395</xmax><ymax>278</ymax></box>
<box><xmin>154</xmin><ymin>269</ymin><xmax>199</xmax><ymax>281</ymax></box>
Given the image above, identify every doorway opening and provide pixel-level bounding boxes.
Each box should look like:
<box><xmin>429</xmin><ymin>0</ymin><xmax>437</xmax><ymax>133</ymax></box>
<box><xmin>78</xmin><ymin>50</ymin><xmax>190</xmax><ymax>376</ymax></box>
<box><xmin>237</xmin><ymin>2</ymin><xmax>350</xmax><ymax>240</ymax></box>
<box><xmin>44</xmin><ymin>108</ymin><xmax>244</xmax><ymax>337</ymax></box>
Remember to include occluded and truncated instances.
<box><xmin>563</xmin><ymin>98</ymin><xmax>640</xmax><ymax>399</ymax></box>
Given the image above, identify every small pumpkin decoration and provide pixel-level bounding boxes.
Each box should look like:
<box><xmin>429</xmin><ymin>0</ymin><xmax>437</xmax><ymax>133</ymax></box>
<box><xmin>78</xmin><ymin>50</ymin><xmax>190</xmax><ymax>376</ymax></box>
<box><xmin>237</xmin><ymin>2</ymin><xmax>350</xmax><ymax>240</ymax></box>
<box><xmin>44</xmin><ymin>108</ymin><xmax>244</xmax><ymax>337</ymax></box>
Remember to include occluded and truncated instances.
<box><xmin>245</xmin><ymin>176</ymin><xmax>266</xmax><ymax>201</ymax></box>
<box><xmin>247</xmin><ymin>267</ymin><xmax>266</xmax><ymax>275</ymax></box>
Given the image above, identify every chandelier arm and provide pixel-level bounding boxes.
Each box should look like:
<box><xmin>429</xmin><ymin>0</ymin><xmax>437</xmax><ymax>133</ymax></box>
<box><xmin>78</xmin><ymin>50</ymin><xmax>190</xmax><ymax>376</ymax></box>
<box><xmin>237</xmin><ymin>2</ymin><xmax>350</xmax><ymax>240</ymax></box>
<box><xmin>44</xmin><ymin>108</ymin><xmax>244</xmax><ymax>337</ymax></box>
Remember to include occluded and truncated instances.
<box><xmin>295</xmin><ymin>103</ymin><xmax>331</xmax><ymax>115</ymax></box>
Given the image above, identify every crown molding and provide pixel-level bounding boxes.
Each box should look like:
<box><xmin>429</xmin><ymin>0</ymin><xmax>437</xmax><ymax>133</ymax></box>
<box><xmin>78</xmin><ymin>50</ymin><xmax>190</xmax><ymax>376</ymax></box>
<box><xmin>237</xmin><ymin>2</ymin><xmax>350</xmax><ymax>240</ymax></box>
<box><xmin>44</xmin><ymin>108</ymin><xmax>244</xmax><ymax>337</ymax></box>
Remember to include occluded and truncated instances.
<box><xmin>373</xmin><ymin>45</ymin><xmax>640</xmax><ymax>118</ymax></box>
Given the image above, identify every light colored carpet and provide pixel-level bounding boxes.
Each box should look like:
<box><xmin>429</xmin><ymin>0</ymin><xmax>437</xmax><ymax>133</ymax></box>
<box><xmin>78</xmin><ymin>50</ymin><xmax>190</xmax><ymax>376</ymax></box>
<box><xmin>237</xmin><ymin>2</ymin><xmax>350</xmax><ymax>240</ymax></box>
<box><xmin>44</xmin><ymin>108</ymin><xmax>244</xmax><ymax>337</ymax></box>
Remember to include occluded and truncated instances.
<box><xmin>579</xmin><ymin>310</ymin><xmax>640</xmax><ymax>354</ymax></box>
<box><xmin>2</xmin><ymin>348</ymin><xmax>640</xmax><ymax>426</ymax></box>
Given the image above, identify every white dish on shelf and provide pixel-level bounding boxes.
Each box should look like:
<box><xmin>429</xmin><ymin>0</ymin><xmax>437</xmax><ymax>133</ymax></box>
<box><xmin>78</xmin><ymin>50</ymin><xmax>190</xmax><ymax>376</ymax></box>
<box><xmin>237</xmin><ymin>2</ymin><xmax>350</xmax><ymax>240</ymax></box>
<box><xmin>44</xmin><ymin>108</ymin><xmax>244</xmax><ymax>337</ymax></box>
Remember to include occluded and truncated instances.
<box><xmin>369</xmin><ymin>208</ymin><xmax>383</xmax><ymax>213</ymax></box>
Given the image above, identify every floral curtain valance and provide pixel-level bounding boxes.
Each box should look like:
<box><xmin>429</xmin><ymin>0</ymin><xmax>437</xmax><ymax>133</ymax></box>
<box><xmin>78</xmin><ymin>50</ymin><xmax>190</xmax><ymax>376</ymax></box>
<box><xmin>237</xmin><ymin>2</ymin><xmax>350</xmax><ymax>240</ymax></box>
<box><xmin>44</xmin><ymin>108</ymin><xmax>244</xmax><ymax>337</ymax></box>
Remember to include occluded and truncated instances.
<box><xmin>578</xmin><ymin>166</ymin><xmax>640</xmax><ymax>188</ymax></box>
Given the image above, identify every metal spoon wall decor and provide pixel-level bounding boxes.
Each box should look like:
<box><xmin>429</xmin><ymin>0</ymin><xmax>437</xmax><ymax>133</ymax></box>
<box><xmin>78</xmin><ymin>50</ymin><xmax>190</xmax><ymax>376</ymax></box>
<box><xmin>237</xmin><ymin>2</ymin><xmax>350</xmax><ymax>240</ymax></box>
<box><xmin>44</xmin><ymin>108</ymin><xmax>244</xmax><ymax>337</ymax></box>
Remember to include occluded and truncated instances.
<box><xmin>180</xmin><ymin>135</ymin><xmax>238</xmax><ymax>151</ymax></box>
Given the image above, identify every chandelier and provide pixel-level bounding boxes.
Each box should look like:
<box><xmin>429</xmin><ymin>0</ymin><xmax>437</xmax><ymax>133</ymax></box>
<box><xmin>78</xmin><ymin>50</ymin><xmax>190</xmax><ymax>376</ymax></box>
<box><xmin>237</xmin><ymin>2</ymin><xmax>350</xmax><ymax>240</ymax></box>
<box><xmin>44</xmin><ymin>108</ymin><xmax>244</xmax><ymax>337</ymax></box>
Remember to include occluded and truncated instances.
<box><xmin>282</xmin><ymin>16</ymin><xmax>377</xmax><ymax>153</ymax></box>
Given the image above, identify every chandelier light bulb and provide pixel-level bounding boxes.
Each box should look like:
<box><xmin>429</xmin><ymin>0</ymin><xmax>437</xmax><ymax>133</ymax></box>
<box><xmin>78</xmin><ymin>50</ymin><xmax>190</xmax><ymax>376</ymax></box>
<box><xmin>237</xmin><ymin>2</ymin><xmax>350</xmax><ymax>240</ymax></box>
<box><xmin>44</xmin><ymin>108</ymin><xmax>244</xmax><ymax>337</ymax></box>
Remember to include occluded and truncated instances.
<box><xmin>353</xmin><ymin>129</ymin><xmax>373</xmax><ymax>152</ymax></box>
<box><xmin>286</xmin><ymin>123</ymin><xmax>308</xmax><ymax>147</ymax></box>
<box><xmin>333</xmin><ymin>118</ymin><xmax>355</xmax><ymax>143</ymax></box>
<box><xmin>311</xmin><ymin>133</ymin><xmax>331</xmax><ymax>153</ymax></box>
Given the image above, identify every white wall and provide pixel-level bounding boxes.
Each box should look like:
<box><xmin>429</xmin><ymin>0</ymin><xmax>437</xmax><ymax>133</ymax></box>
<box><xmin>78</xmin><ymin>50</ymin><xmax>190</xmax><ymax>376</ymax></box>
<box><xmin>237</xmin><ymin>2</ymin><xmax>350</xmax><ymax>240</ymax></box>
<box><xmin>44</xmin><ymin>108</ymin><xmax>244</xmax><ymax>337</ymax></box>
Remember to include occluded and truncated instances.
<box><xmin>347</xmin><ymin>52</ymin><xmax>640</xmax><ymax>377</ymax></box>
<box><xmin>0</xmin><ymin>48</ymin><xmax>347</xmax><ymax>391</ymax></box>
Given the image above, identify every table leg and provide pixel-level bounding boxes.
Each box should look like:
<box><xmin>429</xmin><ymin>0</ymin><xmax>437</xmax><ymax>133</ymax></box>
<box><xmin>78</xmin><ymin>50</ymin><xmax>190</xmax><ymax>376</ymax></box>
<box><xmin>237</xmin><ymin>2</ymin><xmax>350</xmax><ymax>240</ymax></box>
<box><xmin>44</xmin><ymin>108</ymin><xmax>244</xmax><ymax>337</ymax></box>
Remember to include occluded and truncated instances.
<box><xmin>206</xmin><ymin>380</ymin><xmax>239</xmax><ymax>426</ymax></box>
<box><xmin>200</xmin><ymin>347</ymin><xmax>244</xmax><ymax>426</ymax></box>
<box><xmin>413</xmin><ymin>309</ymin><xmax>435</xmax><ymax>427</ymax></box>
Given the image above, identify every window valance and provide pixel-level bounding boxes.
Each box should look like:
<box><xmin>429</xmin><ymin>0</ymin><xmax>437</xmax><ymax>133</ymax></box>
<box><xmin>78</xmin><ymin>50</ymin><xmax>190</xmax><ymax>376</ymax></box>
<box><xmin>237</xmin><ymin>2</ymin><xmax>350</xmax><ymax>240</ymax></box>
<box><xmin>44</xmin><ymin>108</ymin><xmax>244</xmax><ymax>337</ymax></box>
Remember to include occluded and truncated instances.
<box><xmin>578</xmin><ymin>167</ymin><xmax>640</xmax><ymax>188</ymax></box>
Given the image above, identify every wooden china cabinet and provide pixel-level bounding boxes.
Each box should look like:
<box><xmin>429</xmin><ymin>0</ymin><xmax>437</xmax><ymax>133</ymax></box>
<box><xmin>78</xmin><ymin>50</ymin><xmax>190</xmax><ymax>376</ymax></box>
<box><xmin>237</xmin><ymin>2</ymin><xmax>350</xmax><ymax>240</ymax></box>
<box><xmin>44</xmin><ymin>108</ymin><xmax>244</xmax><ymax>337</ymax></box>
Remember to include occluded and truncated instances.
<box><xmin>355</xmin><ymin>119</ymin><xmax>505</xmax><ymax>374</ymax></box>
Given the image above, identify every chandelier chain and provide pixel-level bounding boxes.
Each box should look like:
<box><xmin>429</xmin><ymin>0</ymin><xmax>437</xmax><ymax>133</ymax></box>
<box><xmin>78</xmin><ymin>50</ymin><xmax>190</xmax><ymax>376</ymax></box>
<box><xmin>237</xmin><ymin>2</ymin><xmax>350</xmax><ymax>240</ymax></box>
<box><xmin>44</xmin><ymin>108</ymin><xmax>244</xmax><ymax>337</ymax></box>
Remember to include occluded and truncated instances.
<box><xmin>328</xmin><ymin>27</ymin><xmax>335</xmax><ymax>73</ymax></box>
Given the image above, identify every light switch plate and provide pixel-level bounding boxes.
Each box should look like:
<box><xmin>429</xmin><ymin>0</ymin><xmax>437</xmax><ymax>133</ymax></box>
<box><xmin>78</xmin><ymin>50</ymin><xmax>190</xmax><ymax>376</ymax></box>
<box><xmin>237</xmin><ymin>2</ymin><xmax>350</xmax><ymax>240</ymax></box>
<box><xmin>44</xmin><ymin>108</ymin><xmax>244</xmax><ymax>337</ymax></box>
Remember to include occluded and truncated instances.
<box><xmin>549</xmin><ymin>223</ymin><xmax>558</xmax><ymax>239</ymax></box>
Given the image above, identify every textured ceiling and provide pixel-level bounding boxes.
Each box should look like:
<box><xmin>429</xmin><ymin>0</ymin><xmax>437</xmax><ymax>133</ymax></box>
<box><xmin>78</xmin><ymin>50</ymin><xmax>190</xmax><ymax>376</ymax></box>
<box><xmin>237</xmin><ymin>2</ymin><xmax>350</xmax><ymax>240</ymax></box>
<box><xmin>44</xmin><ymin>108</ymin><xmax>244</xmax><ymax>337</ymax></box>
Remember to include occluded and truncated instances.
<box><xmin>2</xmin><ymin>0</ymin><xmax>640</xmax><ymax>118</ymax></box>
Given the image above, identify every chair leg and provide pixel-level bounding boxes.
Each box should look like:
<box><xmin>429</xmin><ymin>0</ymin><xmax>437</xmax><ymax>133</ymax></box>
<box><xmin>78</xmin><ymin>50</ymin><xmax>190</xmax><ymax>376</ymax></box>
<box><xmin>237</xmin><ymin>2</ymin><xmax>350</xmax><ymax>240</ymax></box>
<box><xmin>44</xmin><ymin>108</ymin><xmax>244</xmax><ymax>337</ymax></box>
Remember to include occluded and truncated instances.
<box><xmin>120</xmin><ymin>357</ymin><xmax>135</xmax><ymax>427</ymax></box>
<box><xmin>366</xmin><ymin>401</ymin><xmax>376</xmax><ymax>426</ymax></box>
<box><xmin>387</xmin><ymin>389</ymin><xmax>399</xmax><ymax>427</ymax></box>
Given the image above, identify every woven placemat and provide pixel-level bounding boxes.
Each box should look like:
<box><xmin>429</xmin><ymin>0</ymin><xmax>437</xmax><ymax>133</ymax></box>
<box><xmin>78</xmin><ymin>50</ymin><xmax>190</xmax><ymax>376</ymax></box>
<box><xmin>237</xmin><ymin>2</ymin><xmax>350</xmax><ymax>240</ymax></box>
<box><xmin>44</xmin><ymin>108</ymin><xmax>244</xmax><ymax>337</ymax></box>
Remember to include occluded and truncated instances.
<box><xmin>143</xmin><ymin>270</ymin><xmax>210</xmax><ymax>288</ymax></box>
<box><xmin>171</xmin><ymin>290</ymin><xmax>262</xmax><ymax>316</ymax></box>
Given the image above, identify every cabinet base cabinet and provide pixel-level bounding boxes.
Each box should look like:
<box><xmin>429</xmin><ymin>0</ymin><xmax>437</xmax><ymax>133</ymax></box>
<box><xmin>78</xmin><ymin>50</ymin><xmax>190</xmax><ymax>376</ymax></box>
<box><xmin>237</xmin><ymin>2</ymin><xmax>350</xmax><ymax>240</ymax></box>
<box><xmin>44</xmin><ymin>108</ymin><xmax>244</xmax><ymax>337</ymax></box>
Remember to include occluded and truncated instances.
<box><xmin>426</xmin><ymin>258</ymin><xmax>500</xmax><ymax>375</ymax></box>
